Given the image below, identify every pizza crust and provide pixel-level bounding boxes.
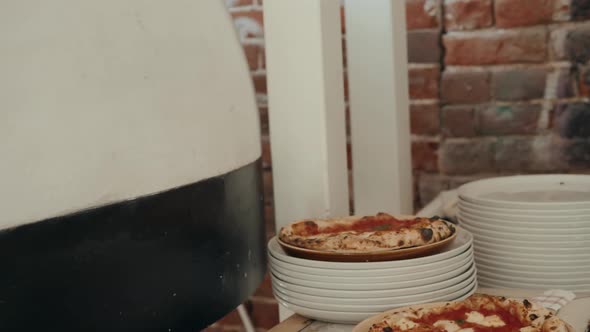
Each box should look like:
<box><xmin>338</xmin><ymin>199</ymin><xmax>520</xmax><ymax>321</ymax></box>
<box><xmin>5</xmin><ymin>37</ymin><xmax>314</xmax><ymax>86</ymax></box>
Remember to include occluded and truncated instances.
<box><xmin>278</xmin><ymin>213</ymin><xmax>456</xmax><ymax>253</ymax></box>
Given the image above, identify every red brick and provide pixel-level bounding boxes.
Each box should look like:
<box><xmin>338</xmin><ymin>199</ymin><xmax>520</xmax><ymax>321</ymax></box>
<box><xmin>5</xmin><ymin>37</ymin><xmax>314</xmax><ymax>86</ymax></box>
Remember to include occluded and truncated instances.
<box><xmin>410</xmin><ymin>103</ymin><xmax>440</xmax><ymax>135</ymax></box>
<box><xmin>341</xmin><ymin>5</ymin><xmax>346</xmax><ymax>34</ymax></box>
<box><xmin>261</xmin><ymin>136</ymin><xmax>271</xmax><ymax>169</ymax></box>
<box><xmin>253</xmin><ymin>272</ymin><xmax>273</xmax><ymax>298</ymax></box>
<box><xmin>444</xmin><ymin>28</ymin><xmax>547</xmax><ymax>65</ymax></box>
<box><xmin>249</xmin><ymin>299</ymin><xmax>279</xmax><ymax>329</ymax></box>
<box><xmin>408</xmin><ymin>66</ymin><xmax>440</xmax><ymax>99</ymax></box>
<box><xmin>554</xmin><ymin>102</ymin><xmax>590</xmax><ymax>138</ymax></box>
<box><xmin>495</xmin><ymin>0</ymin><xmax>555</xmax><ymax>28</ymax></box>
<box><xmin>444</xmin><ymin>0</ymin><xmax>492</xmax><ymax>31</ymax></box>
<box><xmin>253</xmin><ymin>74</ymin><xmax>267</xmax><ymax>94</ymax></box>
<box><xmin>440</xmin><ymin>69</ymin><xmax>490</xmax><ymax>103</ymax></box>
<box><xmin>440</xmin><ymin>138</ymin><xmax>494</xmax><ymax>174</ymax></box>
<box><xmin>478</xmin><ymin>104</ymin><xmax>541</xmax><ymax>135</ymax></box>
<box><xmin>347</xmin><ymin>141</ymin><xmax>353</xmax><ymax>170</ymax></box>
<box><xmin>260</xmin><ymin>45</ymin><xmax>266</xmax><ymax>69</ymax></box>
<box><xmin>407</xmin><ymin>30</ymin><xmax>441</xmax><ymax>63</ymax></box>
<box><xmin>243</xmin><ymin>45</ymin><xmax>261</xmax><ymax>71</ymax></box>
<box><xmin>217</xmin><ymin>307</ymin><xmax>242</xmax><ymax>326</ymax></box>
<box><xmin>348</xmin><ymin>170</ymin><xmax>355</xmax><ymax>215</ymax></box>
<box><xmin>258</xmin><ymin>106</ymin><xmax>269</xmax><ymax>136</ymax></box>
<box><xmin>342</xmin><ymin>37</ymin><xmax>347</xmax><ymax>68</ymax></box>
<box><xmin>412</xmin><ymin>141</ymin><xmax>439</xmax><ymax>171</ymax></box>
<box><xmin>492</xmin><ymin>67</ymin><xmax>547</xmax><ymax>101</ymax></box>
<box><xmin>264</xmin><ymin>205</ymin><xmax>275</xmax><ymax>240</ymax></box>
<box><xmin>345</xmin><ymin>105</ymin><xmax>351</xmax><ymax>138</ymax></box>
<box><xmin>441</xmin><ymin>105</ymin><xmax>478</xmax><ymax>137</ymax></box>
<box><xmin>406</xmin><ymin>0</ymin><xmax>440</xmax><ymax>30</ymax></box>
<box><xmin>343</xmin><ymin>70</ymin><xmax>349</xmax><ymax>101</ymax></box>
<box><xmin>579</xmin><ymin>65</ymin><xmax>590</xmax><ymax>97</ymax></box>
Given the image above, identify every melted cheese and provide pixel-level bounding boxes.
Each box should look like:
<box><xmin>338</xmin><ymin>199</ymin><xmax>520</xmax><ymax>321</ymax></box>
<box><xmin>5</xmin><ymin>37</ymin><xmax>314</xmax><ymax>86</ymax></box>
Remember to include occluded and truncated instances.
<box><xmin>457</xmin><ymin>329</ymin><xmax>474</xmax><ymax>332</ymax></box>
<box><xmin>395</xmin><ymin>318</ymin><xmax>418</xmax><ymax>330</ymax></box>
<box><xmin>520</xmin><ymin>327</ymin><xmax>538</xmax><ymax>332</ymax></box>
<box><xmin>466</xmin><ymin>311</ymin><xmax>506</xmax><ymax>327</ymax></box>
<box><xmin>434</xmin><ymin>320</ymin><xmax>461</xmax><ymax>332</ymax></box>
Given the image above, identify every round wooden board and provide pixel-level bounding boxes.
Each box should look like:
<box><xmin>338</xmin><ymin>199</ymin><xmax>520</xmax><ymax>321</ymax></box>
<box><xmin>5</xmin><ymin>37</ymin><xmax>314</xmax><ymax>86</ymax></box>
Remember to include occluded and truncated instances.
<box><xmin>277</xmin><ymin>228</ymin><xmax>458</xmax><ymax>262</ymax></box>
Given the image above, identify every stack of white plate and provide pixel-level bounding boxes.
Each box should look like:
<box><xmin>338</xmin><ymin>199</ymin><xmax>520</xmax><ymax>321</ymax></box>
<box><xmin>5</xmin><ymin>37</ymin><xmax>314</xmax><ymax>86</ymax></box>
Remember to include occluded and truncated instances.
<box><xmin>267</xmin><ymin>228</ymin><xmax>476</xmax><ymax>324</ymax></box>
<box><xmin>457</xmin><ymin>174</ymin><xmax>590</xmax><ymax>292</ymax></box>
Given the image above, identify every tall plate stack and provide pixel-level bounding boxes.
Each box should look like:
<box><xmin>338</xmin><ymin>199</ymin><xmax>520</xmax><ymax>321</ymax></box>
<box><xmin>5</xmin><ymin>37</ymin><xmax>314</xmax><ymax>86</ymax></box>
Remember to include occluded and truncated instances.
<box><xmin>457</xmin><ymin>175</ymin><xmax>590</xmax><ymax>293</ymax></box>
<box><xmin>268</xmin><ymin>228</ymin><xmax>476</xmax><ymax>324</ymax></box>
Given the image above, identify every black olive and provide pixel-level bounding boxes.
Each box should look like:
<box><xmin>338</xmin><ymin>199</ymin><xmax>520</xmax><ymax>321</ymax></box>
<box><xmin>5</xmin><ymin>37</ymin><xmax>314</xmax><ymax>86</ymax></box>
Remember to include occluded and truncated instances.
<box><xmin>523</xmin><ymin>299</ymin><xmax>532</xmax><ymax>308</ymax></box>
<box><xmin>420</xmin><ymin>228</ymin><xmax>434</xmax><ymax>241</ymax></box>
<box><xmin>529</xmin><ymin>314</ymin><xmax>538</xmax><ymax>321</ymax></box>
<box><xmin>383</xmin><ymin>327</ymin><xmax>393</xmax><ymax>332</ymax></box>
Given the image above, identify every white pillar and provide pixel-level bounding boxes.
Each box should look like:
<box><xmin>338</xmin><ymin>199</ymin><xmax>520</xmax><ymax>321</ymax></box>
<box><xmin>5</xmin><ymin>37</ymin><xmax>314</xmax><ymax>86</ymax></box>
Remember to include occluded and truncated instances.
<box><xmin>345</xmin><ymin>0</ymin><xmax>413</xmax><ymax>215</ymax></box>
<box><xmin>263</xmin><ymin>0</ymin><xmax>349</xmax><ymax>320</ymax></box>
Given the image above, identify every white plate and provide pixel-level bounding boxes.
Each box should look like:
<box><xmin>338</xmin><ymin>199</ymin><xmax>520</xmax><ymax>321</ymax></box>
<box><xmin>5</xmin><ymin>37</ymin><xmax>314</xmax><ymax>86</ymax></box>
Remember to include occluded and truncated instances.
<box><xmin>477</xmin><ymin>275</ymin><xmax>590</xmax><ymax>293</ymax></box>
<box><xmin>270</xmin><ymin>264</ymin><xmax>476</xmax><ymax>298</ymax></box>
<box><xmin>472</xmin><ymin>238</ymin><xmax>590</xmax><ymax>255</ymax></box>
<box><xmin>459</xmin><ymin>206</ymin><xmax>590</xmax><ymax>226</ymax></box>
<box><xmin>268</xmin><ymin>245</ymin><xmax>473</xmax><ymax>277</ymax></box>
<box><xmin>463</xmin><ymin>224</ymin><xmax>590</xmax><ymax>248</ymax></box>
<box><xmin>459</xmin><ymin>218</ymin><xmax>590</xmax><ymax>241</ymax></box>
<box><xmin>269</xmin><ymin>251</ymin><xmax>473</xmax><ymax>283</ymax></box>
<box><xmin>458</xmin><ymin>211</ymin><xmax>590</xmax><ymax>234</ymax></box>
<box><xmin>458</xmin><ymin>175</ymin><xmax>590</xmax><ymax>209</ymax></box>
<box><xmin>274</xmin><ymin>283</ymin><xmax>477</xmax><ymax>324</ymax></box>
<box><xmin>271</xmin><ymin>271</ymin><xmax>477</xmax><ymax>306</ymax></box>
<box><xmin>474</xmin><ymin>243</ymin><xmax>590</xmax><ymax>262</ymax></box>
<box><xmin>474</xmin><ymin>259</ymin><xmax>590</xmax><ymax>279</ymax></box>
<box><xmin>474</xmin><ymin>253</ymin><xmax>590</xmax><ymax>273</ymax></box>
<box><xmin>270</xmin><ymin>256</ymin><xmax>473</xmax><ymax>290</ymax></box>
<box><xmin>476</xmin><ymin>267</ymin><xmax>590</xmax><ymax>286</ymax></box>
<box><xmin>272</xmin><ymin>276</ymin><xmax>477</xmax><ymax>312</ymax></box>
<box><xmin>458</xmin><ymin>200</ymin><xmax>590</xmax><ymax>217</ymax></box>
<box><xmin>267</xmin><ymin>228</ymin><xmax>472</xmax><ymax>270</ymax></box>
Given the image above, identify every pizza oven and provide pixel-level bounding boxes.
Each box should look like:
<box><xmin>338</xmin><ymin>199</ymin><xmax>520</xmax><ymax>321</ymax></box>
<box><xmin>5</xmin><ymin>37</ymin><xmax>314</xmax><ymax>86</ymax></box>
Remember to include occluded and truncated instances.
<box><xmin>0</xmin><ymin>1</ymin><xmax>265</xmax><ymax>330</ymax></box>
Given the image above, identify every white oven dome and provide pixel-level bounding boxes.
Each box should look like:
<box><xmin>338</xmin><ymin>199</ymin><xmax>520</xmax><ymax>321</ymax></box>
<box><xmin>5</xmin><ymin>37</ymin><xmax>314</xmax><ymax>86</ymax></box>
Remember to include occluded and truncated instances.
<box><xmin>0</xmin><ymin>0</ymin><xmax>261</xmax><ymax>229</ymax></box>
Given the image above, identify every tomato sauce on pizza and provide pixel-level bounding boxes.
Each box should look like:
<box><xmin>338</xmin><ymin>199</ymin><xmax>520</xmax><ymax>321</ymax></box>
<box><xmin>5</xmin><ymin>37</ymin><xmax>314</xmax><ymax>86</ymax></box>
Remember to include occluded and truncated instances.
<box><xmin>417</xmin><ymin>307</ymin><xmax>524</xmax><ymax>332</ymax></box>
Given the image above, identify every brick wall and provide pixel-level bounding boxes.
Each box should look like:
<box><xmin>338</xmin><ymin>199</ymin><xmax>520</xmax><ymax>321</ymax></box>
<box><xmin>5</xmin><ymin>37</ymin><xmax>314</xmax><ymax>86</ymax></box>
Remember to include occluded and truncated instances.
<box><xmin>205</xmin><ymin>0</ymin><xmax>590</xmax><ymax>330</ymax></box>
<box><xmin>409</xmin><ymin>0</ymin><xmax>590</xmax><ymax>207</ymax></box>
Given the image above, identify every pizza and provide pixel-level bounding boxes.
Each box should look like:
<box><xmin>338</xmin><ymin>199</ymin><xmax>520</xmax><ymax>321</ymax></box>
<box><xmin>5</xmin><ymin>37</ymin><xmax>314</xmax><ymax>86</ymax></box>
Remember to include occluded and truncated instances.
<box><xmin>367</xmin><ymin>294</ymin><xmax>571</xmax><ymax>332</ymax></box>
<box><xmin>278</xmin><ymin>213</ymin><xmax>455</xmax><ymax>252</ymax></box>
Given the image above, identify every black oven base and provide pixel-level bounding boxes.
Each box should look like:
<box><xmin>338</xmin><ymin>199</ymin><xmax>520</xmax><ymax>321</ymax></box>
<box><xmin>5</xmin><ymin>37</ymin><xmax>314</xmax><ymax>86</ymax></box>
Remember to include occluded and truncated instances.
<box><xmin>0</xmin><ymin>160</ymin><xmax>266</xmax><ymax>331</ymax></box>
